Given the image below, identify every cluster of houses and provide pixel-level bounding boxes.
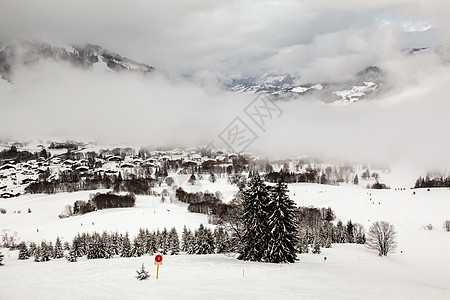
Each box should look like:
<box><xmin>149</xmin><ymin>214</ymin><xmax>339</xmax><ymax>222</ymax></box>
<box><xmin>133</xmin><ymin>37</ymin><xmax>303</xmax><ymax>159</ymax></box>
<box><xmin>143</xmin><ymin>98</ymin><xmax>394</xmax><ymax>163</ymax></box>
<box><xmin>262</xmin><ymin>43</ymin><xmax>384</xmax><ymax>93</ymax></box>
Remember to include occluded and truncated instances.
<box><xmin>0</xmin><ymin>144</ymin><xmax>240</xmax><ymax>198</ymax></box>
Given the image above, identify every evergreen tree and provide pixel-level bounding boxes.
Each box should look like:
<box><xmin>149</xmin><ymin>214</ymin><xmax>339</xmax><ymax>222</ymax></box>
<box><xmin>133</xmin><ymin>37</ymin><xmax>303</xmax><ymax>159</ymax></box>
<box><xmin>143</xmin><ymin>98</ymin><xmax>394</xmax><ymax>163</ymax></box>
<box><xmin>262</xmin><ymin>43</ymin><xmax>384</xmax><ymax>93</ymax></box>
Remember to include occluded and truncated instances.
<box><xmin>18</xmin><ymin>242</ymin><xmax>30</xmax><ymax>260</ymax></box>
<box><xmin>214</xmin><ymin>227</ymin><xmax>230</xmax><ymax>253</ymax></box>
<box><xmin>28</xmin><ymin>242</ymin><xmax>37</xmax><ymax>256</ymax></box>
<box><xmin>155</xmin><ymin>229</ymin><xmax>162</xmax><ymax>251</ymax></box>
<box><xmin>182</xmin><ymin>228</ymin><xmax>195</xmax><ymax>254</ymax></box>
<box><xmin>54</xmin><ymin>237</ymin><xmax>64</xmax><ymax>259</ymax></box>
<box><xmin>120</xmin><ymin>232</ymin><xmax>132</xmax><ymax>257</ymax></box>
<box><xmin>188</xmin><ymin>173</ymin><xmax>196</xmax><ymax>185</ymax></box>
<box><xmin>63</xmin><ymin>241</ymin><xmax>71</xmax><ymax>251</ymax></box>
<box><xmin>145</xmin><ymin>232</ymin><xmax>157</xmax><ymax>255</ymax></box>
<box><xmin>0</xmin><ymin>249</ymin><xmax>4</xmax><ymax>266</ymax></box>
<box><xmin>34</xmin><ymin>246</ymin><xmax>42</xmax><ymax>262</ymax></box>
<box><xmin>40</xmin><ymin>241</ymin><xmax>51</xmax><ymax>262</ymax></box>
<box><xmin>209</xmin><ymin>173</ymin><xmax>216</xmax><ymax>183</ymax></box>
<box><xmin>130</xmin><ymin>236</ymin><xmax>145</xmax><ymax>257</ymax></box>
<box><xmin>168</xmin><ymin>227</ymin><xmax>180</xmax><ymax>255</ymax></box>
<box><xmin>135</xmin><ymin>263</ymin><xmax>150</xmax><ymax>280</ymax></box>
<box><xmin>239</xmin><ymin>174</ymin><xmax>271</xmax><ymax>262</ymax></box>
<box><xmin>346</xmin><ymin>220</ymin><xmax>354</xmax><ymax>243</ymax></box>
<box><xmin>72</xmin><ymin>235</ymin><xmax>85</xmax><ymax>257</ymax></box>
<box><xmin>110</xmin><ymin>232</ymin><xmax>121</xmax><ymax>256</ymax></box>
<box><xmin>66</xmin><ymin>247</ymin><xmax>78</xmax><ymax>262</ymax></box>
<box><xmin>181</xmin><ymin>225</ymin><xmax>190</xmax><ymax>252</ymax></box>
<box><xmin>160</xmin><ymin>228</ymin><xmax>169</xmax><ymax>255</ymax></box>
<box><xmin>297</xmin><ymin>232</ymin><xmax>309</xmax><ymax>254</ymax></box>
<box><xmin>353</xmin><ymin>174</ymin><xmax>359</xmax><ymax>185</ymax></box>
<box><xmin>194</xmin><ymin>224</ymin><xmax>215</xmax><ymax>254</ymax></box>
<box><xmin>312</xmin><ymin>239</ymin><xmax>321</xmax><ymax>254</ymax></box>
<box><xmin>265</xmin><ymin>181</ymin><xmax>299</xmax><ymax>263</ymax></box>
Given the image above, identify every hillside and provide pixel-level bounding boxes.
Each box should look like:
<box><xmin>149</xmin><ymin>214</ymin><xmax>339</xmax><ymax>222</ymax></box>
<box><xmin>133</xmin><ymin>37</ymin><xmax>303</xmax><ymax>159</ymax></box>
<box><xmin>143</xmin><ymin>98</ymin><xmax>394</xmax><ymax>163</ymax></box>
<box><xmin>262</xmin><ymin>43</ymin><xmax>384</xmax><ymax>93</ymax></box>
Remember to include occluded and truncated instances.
<box><xmin>0</xmin><ymin>183</ymin><xmax>449</xmax><ymax>299</ymax></box>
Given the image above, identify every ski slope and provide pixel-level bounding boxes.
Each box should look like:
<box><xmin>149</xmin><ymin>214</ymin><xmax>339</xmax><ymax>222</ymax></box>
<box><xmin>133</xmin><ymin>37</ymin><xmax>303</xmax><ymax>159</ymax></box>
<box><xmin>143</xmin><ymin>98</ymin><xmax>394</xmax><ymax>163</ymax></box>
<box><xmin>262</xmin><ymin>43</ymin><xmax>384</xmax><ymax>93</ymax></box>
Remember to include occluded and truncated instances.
<box><xmin>1</xmin><ymin>184</ymin><xmax>450</xmax><ymax>299</ymax></box>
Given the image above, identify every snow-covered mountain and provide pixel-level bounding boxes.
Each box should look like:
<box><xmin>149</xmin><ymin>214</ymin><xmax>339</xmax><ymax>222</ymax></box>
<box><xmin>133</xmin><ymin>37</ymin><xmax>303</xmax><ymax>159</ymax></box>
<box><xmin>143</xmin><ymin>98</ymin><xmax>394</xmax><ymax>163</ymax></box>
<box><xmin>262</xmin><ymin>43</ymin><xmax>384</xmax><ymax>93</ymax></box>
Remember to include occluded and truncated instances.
<box><xmin>0</xmin><ymin>41</ymin><xmax>155</xmax><ymax>83</ymax></box>
<box><xmin>225</xmin><ymin>66</ymin><xmax>384</xmax><ymax>103</ymax></box>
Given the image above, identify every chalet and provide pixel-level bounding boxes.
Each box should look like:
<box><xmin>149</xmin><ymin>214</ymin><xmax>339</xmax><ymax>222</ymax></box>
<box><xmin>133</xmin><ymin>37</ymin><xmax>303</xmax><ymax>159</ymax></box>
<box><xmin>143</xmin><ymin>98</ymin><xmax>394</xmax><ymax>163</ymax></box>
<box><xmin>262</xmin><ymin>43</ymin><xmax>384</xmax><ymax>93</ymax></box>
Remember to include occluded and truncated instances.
<box><xmin>0</xmin><ymin>164</ymin><xmax>16</xmax><ymax>170</ymax></box>
<box><xmin>63</xmin><ymin>160</ymin><xmax>75</xmax><ymax>166</ymax></box>
<box><xmin>202</xmin><ymin>159</ymin><xmax>216</xmax><ymax>168</ymax></box>
<box><xmin>1</xmin><ymin>192</ymin><xmax>19</xmax><ymax>199</ymax></box>
<box><xmin>21</xmin><ymin>178</ymin><xmax>36</xmax><ymax>185</ymax></box>
<box><xmin>107</xmin><ymin>156</ymin><xmax>122</xmax><ymax>162</ymax></box>
<box><xmin>182</xmin><ymin>160</ymin><xmax>198</xmax><ymax>168</ymax></box>
<box><xmin>170</xmin><ymin>155</ymin><xmax>183</xmax><ymax>162</ymax></box>
<box><xmin>75</xmin><ymin>166</ymin><xmax>89</xmax><ymax>172</ymax></box>
<box><xmin>120</xmin><ymin>163</ymin><xmax>134</xmax><ymax>168</ymax></box>
<box><xmin>141</xmin><ymin>162</ymin><xmax>156</xmax><ymax>168</ymax></box>
<box><xmin>190</xmin><ymin>154</ymin><xmax>202</xmax><ymax>161</ymax></box>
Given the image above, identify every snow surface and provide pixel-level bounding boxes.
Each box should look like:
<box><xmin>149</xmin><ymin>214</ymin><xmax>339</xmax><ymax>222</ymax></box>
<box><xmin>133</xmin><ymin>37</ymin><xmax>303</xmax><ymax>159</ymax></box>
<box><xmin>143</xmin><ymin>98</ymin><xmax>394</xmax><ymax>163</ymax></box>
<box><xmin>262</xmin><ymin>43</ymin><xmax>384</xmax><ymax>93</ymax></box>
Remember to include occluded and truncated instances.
<box><xmin>1</xmin><ymin>184</ymin><xmax>450</xmax><ymax>299</ymax></box>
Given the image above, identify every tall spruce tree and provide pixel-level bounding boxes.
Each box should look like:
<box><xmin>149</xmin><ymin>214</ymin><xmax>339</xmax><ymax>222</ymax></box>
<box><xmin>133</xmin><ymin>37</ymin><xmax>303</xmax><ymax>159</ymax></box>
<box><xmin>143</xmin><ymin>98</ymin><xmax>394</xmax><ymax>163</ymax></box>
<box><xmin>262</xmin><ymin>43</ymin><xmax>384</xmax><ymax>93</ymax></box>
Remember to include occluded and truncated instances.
<box><xmin>18</xmin><ymin>242</ymin><xmax>30</xmax><ymax>260</ymax></box>
<box><xmin>181</xmin><ymin>225</ymin><xmax>190</xmax><ymax>252</ymax></box>
<box><xmin>54</xmin><ymin>237</ymin><xmax>64</xmax><ymax>259</ymax></box>
<box><xmin>120</xmin><ymin>232</ymin><xmax>132</xmax><ymax>257</ymax></box>
<box><xmin>66</xmin><ymin>247</ymin><xmax>78</xmax><ymax>262</ymax></box>
<box><xmin>265</xmin><ymin>181</ymin><xmax>299</xmax><ymax>263</ymax></box>
<box><xmin>0</xmin><ymin>249</ymin><xmax>4</xmax><ymax>266</ymax></box>
<box><xmin>160</xmin><ymin>228</ymin><xmax>169</xmax><ymax>255</ymax></box>
<box><xmin>194</xmin><ymin>224</ymin><xmax>214</xmax><ymax>254</ymax></box>
<box><xmin>168</xmin><ymin>227</ymin><xmax>180</xmax><ymax>255</ymax></box>
<box><xmin>239</xmin><ymin>174</ymin><xmax>271</xmax><ymax>262</ymax></box>
<box><xmin>214</xmin><ymin>227</ymin><xmax>230</xmax><ymax>253</ymax></box>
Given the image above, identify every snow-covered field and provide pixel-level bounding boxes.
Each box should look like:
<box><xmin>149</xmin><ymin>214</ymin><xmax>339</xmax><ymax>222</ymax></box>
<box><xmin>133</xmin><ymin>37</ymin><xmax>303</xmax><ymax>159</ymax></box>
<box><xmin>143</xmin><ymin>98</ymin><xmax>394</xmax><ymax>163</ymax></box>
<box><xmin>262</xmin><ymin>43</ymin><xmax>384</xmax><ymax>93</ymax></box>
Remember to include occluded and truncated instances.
<box><xmin>1</xmin><ymin>184</ymin><xmax>450</xmax><ymax>299</ymax></box>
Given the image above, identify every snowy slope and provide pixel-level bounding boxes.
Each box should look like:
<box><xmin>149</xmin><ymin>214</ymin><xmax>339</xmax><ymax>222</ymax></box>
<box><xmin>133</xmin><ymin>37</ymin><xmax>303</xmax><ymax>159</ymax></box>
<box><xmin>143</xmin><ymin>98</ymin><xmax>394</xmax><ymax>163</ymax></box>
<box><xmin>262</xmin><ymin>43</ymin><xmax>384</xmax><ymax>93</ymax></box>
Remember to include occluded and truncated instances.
<box><xmin>1</xmin><ymin>184</ymin><xmax>450</xmax><ymax>299</ymax></box>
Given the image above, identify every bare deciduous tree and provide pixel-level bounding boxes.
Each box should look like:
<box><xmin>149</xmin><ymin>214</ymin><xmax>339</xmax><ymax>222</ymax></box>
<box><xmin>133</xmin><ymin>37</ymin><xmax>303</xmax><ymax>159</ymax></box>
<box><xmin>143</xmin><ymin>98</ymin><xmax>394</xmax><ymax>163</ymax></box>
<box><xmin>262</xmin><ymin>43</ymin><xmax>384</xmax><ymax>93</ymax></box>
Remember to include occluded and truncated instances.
<box><xmin>366</xmin><ymin>221</ymin><xmax>397</xmax><ymax>256</ymax></box>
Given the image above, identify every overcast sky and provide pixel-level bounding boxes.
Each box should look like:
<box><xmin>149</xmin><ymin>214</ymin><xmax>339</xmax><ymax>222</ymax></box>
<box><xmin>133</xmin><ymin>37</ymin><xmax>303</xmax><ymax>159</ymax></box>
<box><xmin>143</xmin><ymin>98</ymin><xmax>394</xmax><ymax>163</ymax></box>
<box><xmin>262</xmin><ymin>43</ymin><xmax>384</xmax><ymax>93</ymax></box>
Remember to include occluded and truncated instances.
<box><xmin>0</xmin><ymin>0</ymin><xmax>449</xmax><ymax>178</ymax></box>
<box><xmin>0</xmin><ymin>0</ymin><xmax>447</xmax><ymax>78</ymax></box>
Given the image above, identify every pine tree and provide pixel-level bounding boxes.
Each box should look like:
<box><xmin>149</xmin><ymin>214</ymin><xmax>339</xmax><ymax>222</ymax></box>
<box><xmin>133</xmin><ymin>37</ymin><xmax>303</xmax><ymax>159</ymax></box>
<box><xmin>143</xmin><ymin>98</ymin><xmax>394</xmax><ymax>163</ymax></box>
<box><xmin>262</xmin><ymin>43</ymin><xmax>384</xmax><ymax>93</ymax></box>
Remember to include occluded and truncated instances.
<box><xmin>18</xmin><ymin>242</ymin><xmax>30</xmax><ymax>260</ymax></box>
<box><xmin>168</xmin><ymin>227</ymin><xmax>180</xmax><ymax>255</ymax></box>
<box><xmin>110</xmin><ymin>232</ymin><xmax>121</xmax><ymax>256</ymax></box>
<box><xmin>120</xmin><ymin>232</ymin><xmax>132</xmax><ymax>257</ymax></box>
<box><xmin>145</xmin><ymin>232</ymin><xmax>157</xmax><ymax>255</ymax></box>
<box><xmin>297</xmin><ymin>232</ymin><xmax>309</xmax><ymax>254</ymax></box>
<box><xmin>312</xmin><ymin>239</ymin><xmax>321</xmax><ymax>254</ymax></box>
<box><xmin>353</xmin><ymin>174</ymin><xmax>359</xmax><ymax>185</ymax></box>
<box><xmin>155</xmin><ymin>229</ymin><xmax>162</xmax><ymax>251</ymax></box>
<box><xmin>182</xmin><ymin>228</ymin><xmax>195</xmax><ymax>254</ymax></box>
<box><xmin>265</xmin><ymin>181</ymin><xmax>299</xmax><ymax>263</ymax></box>
<box><xmin>181</xmin><ymin>225</ymin><xmax>190</xmax><ymax>252</ymax></box>
<box><xmin>130</xmin><ymin>237</ymin><xmax>145</xmax><ymax>257</ymax></box>
<box><xmin>0</xmin><ymin>249</ymin><xmax>4</xmax><ymax>266</ymax></box>
<box><xmin>34</xmin><ymin>246</ymin><xmax>42</xmax><ymax>262</ymax></box>
<box><xmin>214</xmin><ymin>227</ymin><xmax>230</xmax><ymax>253</ymax></box>
<box><xmin>54</xmin><ymin>237</ymin><xmax>64</xmax><ymax>259</ymax></box>
<box><xmin>209</xmin><ymin>173</ymin><xmax>216</xmax><ymax>183</ymax></box>
<box><xmin>66</xmin><ymin>247</ymin><xmax>78</xmax><ymax>262</ymax></box>
<box><xmin>72</xmin><ymin>235</ymin><xmax>84</xmax><ymax>257</ymax></box>
<box><xmin>135</xmin><ymin>263</ymin><xmax>150</xmax><ymax>280</ymax></box>
<box><xmin>63</xmin><ymin>241</ymin><xmax>71</xmax><ymax>251</ymax></box>
<box><xmin>40</xmin><ymin>241</ymin><xmax>51</xmax><ymax>262</ymax></box>
<box><xmin>28</xmin><ymin>242</ymin><xmax>37</xmax><ymax>256</ymax></box>
<box><xmin>239</xmin><ymin>174</ymin><xmax>271</xmax><ymax>262</ymax></box>
<box><xmin>194</xmin><ymin>224</ymin><xmax>215</xmax><ymax>254</ymax></box>
<box><xmin>160</xmin><ymin>228</ymin><xmax>169</xmax><ymax>255</ymax></box>
<box><xmin>346</xmin><ymin>220</ymin><xmax>354</xmax><ymax>243</ymax></box>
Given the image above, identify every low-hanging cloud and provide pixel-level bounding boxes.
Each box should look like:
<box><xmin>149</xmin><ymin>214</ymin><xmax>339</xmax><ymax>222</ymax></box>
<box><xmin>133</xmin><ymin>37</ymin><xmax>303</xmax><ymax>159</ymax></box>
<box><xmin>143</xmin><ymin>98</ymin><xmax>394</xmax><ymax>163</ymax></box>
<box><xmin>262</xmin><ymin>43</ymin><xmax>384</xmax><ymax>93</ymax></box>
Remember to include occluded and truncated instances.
<box><xmin>0</xmin><ymin>0</ymin><xmax>449</xmax><ymax>176</ymax></box>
